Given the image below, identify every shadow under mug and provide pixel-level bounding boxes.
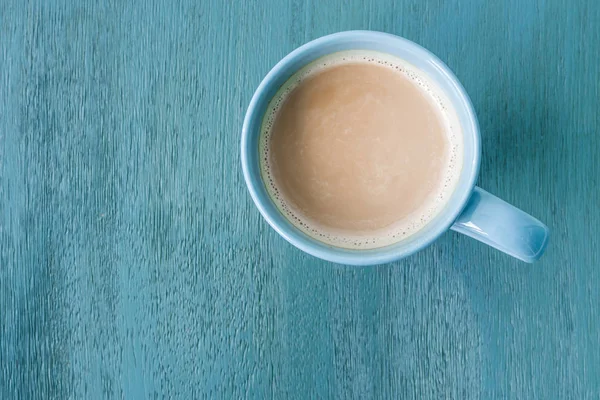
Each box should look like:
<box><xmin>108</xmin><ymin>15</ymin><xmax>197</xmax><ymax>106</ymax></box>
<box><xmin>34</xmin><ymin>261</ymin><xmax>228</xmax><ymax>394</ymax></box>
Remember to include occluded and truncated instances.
<box><xmin>241</xmin><ymin>31</ymin><xmax>549</xmax><ymax>265</ymax></box>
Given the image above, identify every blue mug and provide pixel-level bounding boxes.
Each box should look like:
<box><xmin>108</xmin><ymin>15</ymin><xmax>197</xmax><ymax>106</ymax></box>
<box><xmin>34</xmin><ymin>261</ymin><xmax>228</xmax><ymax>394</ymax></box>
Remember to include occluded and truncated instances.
<box><xmin>241</xmin><ymin>31</ymin><xmax>549</xmax><ymax>265</ymax></box>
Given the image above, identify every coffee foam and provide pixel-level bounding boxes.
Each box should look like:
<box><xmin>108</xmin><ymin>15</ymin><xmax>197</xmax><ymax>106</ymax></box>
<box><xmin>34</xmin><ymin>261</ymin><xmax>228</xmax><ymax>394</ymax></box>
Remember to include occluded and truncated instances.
<box><xmin>259</xmin><ymin>50</ymin><xmax>463</xmax><ymax>250</ymax></box>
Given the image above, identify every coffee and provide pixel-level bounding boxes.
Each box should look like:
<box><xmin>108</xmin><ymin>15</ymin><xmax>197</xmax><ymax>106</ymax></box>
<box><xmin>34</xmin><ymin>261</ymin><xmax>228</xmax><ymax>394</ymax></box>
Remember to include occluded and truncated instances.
<box><xmin>260</xmin><ymin>50</ymin><xmax>462</xmax><ymax>249</ymax></box>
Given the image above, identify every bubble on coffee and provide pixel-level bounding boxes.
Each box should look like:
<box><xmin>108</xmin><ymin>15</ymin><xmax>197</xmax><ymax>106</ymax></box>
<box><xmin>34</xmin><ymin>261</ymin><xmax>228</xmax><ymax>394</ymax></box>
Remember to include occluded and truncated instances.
<box><xmin>259</xmin><ymin>50</ymin><xmax>463</xmax><ymax>249</ymax></box>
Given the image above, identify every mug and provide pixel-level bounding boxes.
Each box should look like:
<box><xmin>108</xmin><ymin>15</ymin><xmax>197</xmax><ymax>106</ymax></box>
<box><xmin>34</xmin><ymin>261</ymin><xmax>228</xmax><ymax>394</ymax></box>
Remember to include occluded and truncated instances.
<box><xmin>241</xmin><ymin>31</ymin><xmax>549</xmax><ymax>265</ymax></box>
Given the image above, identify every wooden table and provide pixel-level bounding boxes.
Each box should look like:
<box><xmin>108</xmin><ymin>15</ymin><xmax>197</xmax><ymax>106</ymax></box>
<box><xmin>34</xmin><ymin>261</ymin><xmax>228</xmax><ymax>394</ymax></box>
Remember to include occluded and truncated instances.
<box><xmin>2</xmin><ymin>0</ymin><xmax>599</xmax><ymax>398</ymax></box>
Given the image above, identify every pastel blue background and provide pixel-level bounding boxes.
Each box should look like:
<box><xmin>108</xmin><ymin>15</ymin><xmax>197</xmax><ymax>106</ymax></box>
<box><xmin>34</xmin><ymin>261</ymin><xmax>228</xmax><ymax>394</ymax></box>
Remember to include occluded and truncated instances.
<box><xmin>1</xmin><ymin>0</ymin><xmax>599</xmax><ymax>398</ymax></box>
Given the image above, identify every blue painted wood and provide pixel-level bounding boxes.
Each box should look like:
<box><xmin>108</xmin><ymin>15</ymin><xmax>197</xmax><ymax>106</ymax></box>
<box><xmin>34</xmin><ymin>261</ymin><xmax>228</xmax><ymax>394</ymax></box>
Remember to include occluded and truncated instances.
<box><xmin>1</xmin><ymin>0</ymin><xmax>599</xmax><ymax>398</ymax></box>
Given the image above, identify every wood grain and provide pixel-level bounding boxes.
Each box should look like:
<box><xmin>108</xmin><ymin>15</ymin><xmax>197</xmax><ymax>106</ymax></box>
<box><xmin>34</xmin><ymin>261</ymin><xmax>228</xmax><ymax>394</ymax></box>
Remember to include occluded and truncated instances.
<box><xmin>1</xmin><ymin>0</ymin><xmax>599</xmax><ymax>398</ymax></box>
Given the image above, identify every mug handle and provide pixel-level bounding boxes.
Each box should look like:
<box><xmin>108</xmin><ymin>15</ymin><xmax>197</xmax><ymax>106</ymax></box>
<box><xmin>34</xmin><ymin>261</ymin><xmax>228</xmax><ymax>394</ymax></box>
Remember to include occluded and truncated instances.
<box><xmin>451</xmin><ymin>187</ymin><xmax>549</xmax><ymax>263</ymax></box>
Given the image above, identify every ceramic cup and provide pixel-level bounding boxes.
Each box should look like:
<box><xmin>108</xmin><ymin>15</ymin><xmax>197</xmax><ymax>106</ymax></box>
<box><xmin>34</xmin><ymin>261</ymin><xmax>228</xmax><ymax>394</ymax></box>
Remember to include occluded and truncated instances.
<box><xmin>241</xmin><ymin>31</ymin><xmax>549</xmax><ymax>265</ymax></box>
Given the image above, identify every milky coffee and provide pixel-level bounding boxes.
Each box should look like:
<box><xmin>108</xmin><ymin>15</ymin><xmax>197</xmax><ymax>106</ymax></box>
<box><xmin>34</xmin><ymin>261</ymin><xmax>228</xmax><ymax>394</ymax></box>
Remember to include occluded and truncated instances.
<box><xmin>259</xmin><ymin>50</ymin><xmax>463</xmax><ymax>249</ymax></box>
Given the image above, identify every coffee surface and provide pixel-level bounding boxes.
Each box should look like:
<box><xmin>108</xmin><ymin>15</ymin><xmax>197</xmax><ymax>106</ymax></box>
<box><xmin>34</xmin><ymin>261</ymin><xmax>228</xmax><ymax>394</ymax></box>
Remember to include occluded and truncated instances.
<box><xmin>260</xmin><ymin>51</ymin><xmax>462</xmax><ymax>249</ymax></box>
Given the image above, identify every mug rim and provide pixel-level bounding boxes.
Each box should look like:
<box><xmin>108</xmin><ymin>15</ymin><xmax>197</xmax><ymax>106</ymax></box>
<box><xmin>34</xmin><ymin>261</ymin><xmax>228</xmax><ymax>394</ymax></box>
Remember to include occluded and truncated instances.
<box><xmin>241</xmin><ymin>30</ymin><xmax>481</xmax><ymax>265</ymax></box>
